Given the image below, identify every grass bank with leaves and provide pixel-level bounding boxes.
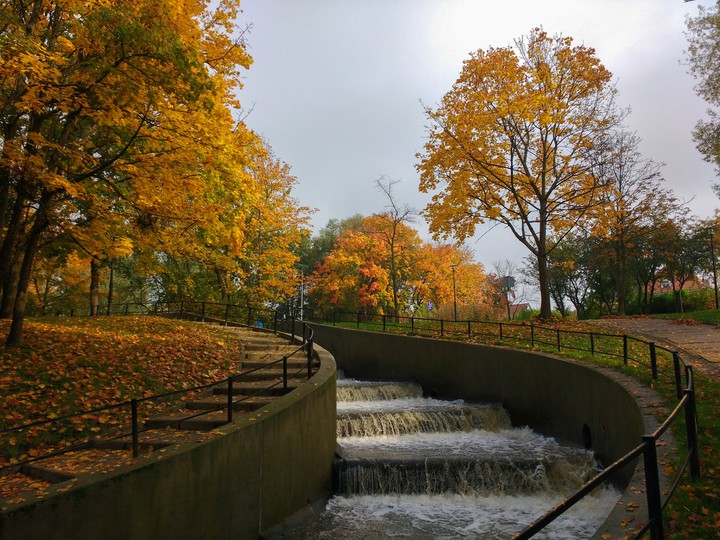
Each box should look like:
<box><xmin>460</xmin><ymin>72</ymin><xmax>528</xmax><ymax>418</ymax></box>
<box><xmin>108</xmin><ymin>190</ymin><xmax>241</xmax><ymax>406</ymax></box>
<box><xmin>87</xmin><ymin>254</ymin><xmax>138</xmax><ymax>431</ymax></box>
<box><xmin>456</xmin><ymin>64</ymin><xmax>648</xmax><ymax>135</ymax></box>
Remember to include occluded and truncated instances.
<box><xmin>0</xmin><ymin>316</ymin><xmax>244</xmax><ymax>467</ymax></box>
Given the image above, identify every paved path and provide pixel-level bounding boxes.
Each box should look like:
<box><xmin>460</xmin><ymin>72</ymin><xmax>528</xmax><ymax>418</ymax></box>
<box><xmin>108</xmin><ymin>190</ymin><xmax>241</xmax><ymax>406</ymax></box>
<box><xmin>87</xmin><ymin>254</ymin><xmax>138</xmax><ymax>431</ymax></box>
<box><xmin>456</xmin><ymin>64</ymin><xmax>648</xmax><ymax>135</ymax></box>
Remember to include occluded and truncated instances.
<box><xmin>591</xmin><ymin>318</ymin><xmax>720</xmax><ymax>379</ymax></box>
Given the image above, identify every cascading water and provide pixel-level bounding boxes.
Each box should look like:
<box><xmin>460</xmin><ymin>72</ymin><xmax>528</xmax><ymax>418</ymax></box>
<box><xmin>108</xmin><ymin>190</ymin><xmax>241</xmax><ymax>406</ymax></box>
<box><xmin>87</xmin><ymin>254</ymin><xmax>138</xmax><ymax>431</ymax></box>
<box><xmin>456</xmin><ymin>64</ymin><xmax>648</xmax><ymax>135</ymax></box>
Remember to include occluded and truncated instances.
<box><xmin>281</xmin><ymin>378</ymin><xmax>621</xmax><ymax>539</ymax></box>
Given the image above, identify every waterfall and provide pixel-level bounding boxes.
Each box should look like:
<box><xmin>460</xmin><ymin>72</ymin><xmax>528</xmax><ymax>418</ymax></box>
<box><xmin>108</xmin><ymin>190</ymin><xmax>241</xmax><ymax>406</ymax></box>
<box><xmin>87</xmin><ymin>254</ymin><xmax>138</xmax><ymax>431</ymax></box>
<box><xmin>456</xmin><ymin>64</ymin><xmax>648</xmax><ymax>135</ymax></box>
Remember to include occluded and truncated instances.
<box><xmin>276</xmin><ymin>378</ymin><xmax>620</xmax><ymax>539</ymax></box>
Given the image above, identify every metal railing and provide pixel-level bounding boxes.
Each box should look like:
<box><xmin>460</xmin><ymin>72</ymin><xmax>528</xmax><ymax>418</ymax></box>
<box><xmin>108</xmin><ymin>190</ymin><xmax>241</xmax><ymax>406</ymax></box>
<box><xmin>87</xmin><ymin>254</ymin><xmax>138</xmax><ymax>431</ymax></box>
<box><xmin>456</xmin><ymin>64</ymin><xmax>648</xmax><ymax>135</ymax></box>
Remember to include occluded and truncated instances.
<box><xmin>1</xmin><ymin>303</ymin><xmax>316</xmax><ymax>472</ymax></box>
<box><xmin>313</xmin><ymin>310</ymin><xmax>701</xmax><ymax>540</ymax></box>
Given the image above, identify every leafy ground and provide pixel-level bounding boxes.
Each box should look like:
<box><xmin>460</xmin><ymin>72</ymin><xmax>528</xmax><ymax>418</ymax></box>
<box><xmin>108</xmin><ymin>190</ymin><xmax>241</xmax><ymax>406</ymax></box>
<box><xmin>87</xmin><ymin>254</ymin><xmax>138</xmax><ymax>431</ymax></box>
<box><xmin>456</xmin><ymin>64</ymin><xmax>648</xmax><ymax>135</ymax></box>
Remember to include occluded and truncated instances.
<box><xmin>1</xmin><ymin>315</ymin><xmax>718</xmax><ymax>537</ymax></box>
<box><xmin>0</xmin><ymin>316</ymin><xmax>244</xmax><ymax>467</ymax></box>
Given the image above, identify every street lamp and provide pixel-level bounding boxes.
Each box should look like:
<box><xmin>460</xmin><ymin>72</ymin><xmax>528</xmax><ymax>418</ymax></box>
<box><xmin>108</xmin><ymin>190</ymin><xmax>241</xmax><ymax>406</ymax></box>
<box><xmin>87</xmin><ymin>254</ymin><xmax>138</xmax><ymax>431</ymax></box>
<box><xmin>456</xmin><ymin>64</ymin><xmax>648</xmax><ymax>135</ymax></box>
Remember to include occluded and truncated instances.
<box><xmin>710</xmin><ymin>230</ymin><xmax>719</xmax><ymax>310</ymax></box>
<box><xmin>451</xmin><ymin>264</ymin><xmax>458</xmax><ymax>321</ymax></box>
<box><xmin>501</xmin><ymin>275</ymin><xmax>516</xmax><ymax>321</ymax></box>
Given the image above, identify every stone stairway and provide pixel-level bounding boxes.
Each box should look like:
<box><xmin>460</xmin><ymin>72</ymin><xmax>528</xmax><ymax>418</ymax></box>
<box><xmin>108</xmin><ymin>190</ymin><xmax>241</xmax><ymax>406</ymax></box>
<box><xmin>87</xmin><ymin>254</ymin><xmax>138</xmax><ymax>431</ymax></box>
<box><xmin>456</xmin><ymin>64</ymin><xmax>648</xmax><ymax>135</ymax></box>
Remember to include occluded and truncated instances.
<box><xmin>1</xmin><ymin>325</ymin><xmax>317</xmax><ymax>507</ymax></box>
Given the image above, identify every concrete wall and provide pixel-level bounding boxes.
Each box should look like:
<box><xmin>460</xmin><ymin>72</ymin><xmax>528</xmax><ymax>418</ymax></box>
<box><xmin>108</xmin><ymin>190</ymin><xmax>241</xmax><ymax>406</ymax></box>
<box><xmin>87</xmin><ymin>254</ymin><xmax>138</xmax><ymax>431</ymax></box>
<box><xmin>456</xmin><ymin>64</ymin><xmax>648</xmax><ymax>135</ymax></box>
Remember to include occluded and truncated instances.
<box><xmin>310</xmin><ymin>324</ymin><xmax>644</xmax><ymax>485</ymax></box>
<box><xmin>0</xmin><ymin>345</ymin><xmax>336</xmax><ymax>540</ymax></box>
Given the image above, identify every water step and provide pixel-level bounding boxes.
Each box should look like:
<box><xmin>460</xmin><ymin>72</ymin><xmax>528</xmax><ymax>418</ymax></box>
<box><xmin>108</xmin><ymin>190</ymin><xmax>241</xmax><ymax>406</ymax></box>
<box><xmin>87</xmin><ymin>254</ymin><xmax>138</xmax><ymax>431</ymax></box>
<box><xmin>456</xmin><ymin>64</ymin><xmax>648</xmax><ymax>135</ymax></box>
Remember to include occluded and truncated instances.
<box><xmin>336</xmin><ymin>381</ymin><xmax>424</xmax><ymax>402</ymax></box>
<box><xmin>336</xmin><ymin>404</ymin><xmax>511</xmax><ymax>438</ymax></box>
<box><xmin>334</xmin><ymin>452</ymin><xmax>596</xmax><ymax>496</ymax></box>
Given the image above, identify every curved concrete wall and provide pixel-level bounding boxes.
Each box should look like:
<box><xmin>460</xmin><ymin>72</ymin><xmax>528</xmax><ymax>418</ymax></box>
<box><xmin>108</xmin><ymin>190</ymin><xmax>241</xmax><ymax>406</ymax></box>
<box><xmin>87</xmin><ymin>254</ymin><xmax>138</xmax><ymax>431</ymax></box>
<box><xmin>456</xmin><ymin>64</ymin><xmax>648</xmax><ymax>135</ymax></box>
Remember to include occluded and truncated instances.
<box><xmin>0</xmin><ymin>344</ymin><xmax>337</xmax><ymax>540</ymax></box>
<box><xmin>310</xmin><ymin>324</ymin><xmax>644</xmax><ymax>485</ymax></box>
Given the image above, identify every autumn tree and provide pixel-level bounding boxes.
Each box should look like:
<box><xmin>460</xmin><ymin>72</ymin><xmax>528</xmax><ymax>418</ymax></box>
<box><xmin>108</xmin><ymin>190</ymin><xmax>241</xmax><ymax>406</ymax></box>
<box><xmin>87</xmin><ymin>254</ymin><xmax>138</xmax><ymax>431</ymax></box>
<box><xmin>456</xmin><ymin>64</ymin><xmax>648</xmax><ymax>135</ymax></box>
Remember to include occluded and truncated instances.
<box><xmin>0</xmin><ymin>0</ymin><xmax>253</xmax><ymax>344</ymax></box>
<box><xmin>590</xmin><ymin>129</ymin><xmax>678</xmax><ymax>315</ymax></box>
<box><xmin>686</xmin><ymin>2</ymin><xmax>720</xmax><ymax>191</ymax></box>
<box><xmin>417</xmin><ymin>29</ymin><xmax>620</xmax><ymax>318</ymax></box>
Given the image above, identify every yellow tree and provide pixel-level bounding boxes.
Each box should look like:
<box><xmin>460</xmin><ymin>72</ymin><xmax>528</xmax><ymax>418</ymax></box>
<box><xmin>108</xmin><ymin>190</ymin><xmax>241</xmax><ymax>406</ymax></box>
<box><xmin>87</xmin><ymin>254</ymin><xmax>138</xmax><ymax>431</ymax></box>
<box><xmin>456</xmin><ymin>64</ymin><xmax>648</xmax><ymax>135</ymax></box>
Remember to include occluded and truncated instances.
<box><xmin>417</xmin><ymin>29</ymin><xmax>620</xmax><ymax>318</ymax></box>
<box><xmin>0</xmin><ymin>0</ymin><xmax>253</xmax><ymax>344</ymax></box>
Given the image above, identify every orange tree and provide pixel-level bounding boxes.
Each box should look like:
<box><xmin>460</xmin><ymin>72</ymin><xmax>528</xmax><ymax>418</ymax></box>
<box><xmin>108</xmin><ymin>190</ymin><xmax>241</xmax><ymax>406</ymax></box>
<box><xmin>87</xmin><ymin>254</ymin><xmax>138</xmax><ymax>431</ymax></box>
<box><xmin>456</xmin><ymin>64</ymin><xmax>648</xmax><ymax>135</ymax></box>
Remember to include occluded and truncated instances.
<box><xmin>417</xmin><ymin>29</ymin><xmax>621</xmax><ymax>319</ymax></box>
<box><xmin>0</xmin><ymin>0</ymin><xmax>268</xmax><ymax>344</ymax></box>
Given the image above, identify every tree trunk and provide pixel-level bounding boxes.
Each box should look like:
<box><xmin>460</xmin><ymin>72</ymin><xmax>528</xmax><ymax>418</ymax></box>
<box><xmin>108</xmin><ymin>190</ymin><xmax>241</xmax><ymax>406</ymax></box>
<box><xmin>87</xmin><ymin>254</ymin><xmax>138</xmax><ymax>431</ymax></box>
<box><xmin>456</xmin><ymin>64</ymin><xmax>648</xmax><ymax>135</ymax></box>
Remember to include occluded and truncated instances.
<box><xmin>90</xmin><ymin>258</ymin><xmax>100</xmax><ymax>316</ymax></box>
<box><xmin>6</xmin><ymin>201</ymin><xmax>50</xmax><ymax>346</ymax></box>
<box><xmin>0</xmin><ymin>194</ymin><xmax>27</xmax><ymax>317</ymax></box>
<box><xmin>537</xmin><ymin>250</ymin><xmax>552</xmax><ymax>319</ymax></box>
<box><xmin>106</xmin><ymin>260</ymin><xmax>114</xmax><ymax>315</ymax></box>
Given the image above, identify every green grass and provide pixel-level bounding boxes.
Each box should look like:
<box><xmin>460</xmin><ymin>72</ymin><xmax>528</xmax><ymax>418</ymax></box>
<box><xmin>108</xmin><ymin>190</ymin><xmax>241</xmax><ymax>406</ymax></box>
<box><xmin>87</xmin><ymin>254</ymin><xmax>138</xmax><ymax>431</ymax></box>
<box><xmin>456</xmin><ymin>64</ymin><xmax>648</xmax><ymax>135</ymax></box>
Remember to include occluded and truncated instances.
<box><xmin>653</xmin><ymin>309</ymin><xmax>720</xmax><ymax>325</ymax></box>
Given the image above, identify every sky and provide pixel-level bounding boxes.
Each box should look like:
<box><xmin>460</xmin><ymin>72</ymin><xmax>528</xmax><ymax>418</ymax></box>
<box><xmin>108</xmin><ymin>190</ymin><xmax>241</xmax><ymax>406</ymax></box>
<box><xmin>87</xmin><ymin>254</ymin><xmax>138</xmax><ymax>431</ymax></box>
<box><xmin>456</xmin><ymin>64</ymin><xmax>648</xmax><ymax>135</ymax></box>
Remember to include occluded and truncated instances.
<box><xmin>236</xmin><ymin>0</ymin><xmax>717</xmax><ymax>274</ymax></box>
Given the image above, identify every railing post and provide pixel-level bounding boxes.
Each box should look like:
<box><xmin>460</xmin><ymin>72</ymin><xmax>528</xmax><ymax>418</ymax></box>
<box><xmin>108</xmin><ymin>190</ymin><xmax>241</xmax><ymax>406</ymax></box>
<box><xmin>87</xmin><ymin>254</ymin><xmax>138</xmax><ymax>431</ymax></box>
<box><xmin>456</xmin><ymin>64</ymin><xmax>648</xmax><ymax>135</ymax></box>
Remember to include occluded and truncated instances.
<box><xmin>201</xmin><ymin>301</ymin><xmax>206</xmax><ymax>322</ymax></box>
<box><xmin>623</xmin><ymin>335</ymin><xmax>628</xmax><ymax>365</ymax></box>
<box><xmin>590</xmin><ymin>332</ymin><xmax>595</xmax><ymax>355</ymax></box>
<box><xmin>440</xmin><ymin>319</ymin><xmax>444</xmax><ymax>338</ymax></box>
<box><xmin>70</xmin><ymin>308</ymin><xmax>75</xmax><ymax>317</ymax></box>
<box><xmin>283</xmin><ymin>356</ymin><xmax>288</xmax><ymax>392</ymax></box>
<box><xmin>226</xmin><ymin>376</ymin><xmax>234</xmax><ymax>423</ymax></box>
<box><xmin>530</xmin><ymin>324</ymin><xmax>535</xmax><ymax>348</ymax></box>
<box><xmin>383</xmin><ymin>314</ymin><xmax>386</xmax><ymax>332</ymax></box>
<box><xmin>307</xmin><ymin>336</ymin><xmax>314</xmax><ymax>379</ymax></box>
<box><xmin>411</xmin><ymin>317</ymin><xmax>414</xmax><ymax>334</ymax></box>
<box><xmin>467</xmin><ymin>320</ymin><xmax>471</xmax><ymax>340</ymax></box>
<box><xmin>247</xmin><ymin>307</ymin><xmax>252</xmax><ymax>327</ymax></box>
<box><xmin>224</xmin><ymin>304</ymin><xmax>230</xmax><ymax>326</ymax></box>
<box><xmin>124</xmin><ymin>304</ymin><xmax>129</xmax><ymax>316</ymax></box>
<box><xmin>673</xmin><ymin>352</ymin><xmax>683</xmax><ymax>400</ymax></box>
<box><xmin>556</xmin><ymin>329</ymin><xmax>561</xmax><ymax>351</ymax></box>
<box><xmin>642</xmin><ymin>435</ymin><xmax>665</xmax><ymax>540</ymax></box>
<box><xmin>291</xmin><ymin>317</ymin><xmax>296</xmax><ymax>343</ymax></box>
<box><xmin>683</xmin><ymin>387</ymin><xmax>701</xmax><ymax>479</ymax></box>
<box><xmin>649</xmin><ymin>342</ymin><xmax>658</xmax><ymax>380</ymax></box>
<box><xmin>499</xmin><ymin>322</ymin><xmax>503</xmax><ymax>341</ymax></box>
<box><xmin>131</xmin><ymin>399</ymin><xmax>139</xmax><ymax>458</ymax></box>
<box><xmin>357</xmin><ymin>311</ymin><xmax>361</xmax><ymax>328</ymax></box>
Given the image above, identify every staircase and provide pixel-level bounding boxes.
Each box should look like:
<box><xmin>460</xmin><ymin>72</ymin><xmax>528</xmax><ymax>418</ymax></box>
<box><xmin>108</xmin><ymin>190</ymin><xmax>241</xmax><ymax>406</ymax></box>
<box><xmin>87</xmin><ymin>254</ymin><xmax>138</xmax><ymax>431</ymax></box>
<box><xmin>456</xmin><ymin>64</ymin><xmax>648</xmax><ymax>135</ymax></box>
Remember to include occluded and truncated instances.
<box><xmin>1</xmin><ymin>326</ymin><xmax>317</xmax><ymax>508</ymax></box>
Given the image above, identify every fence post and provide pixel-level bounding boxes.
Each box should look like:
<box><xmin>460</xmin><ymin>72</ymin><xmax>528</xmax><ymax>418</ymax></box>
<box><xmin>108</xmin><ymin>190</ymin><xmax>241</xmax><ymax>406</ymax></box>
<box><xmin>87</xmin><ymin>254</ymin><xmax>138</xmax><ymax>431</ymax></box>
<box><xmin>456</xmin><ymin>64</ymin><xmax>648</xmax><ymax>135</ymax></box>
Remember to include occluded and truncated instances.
<box><xmin>201</xmin><ymin>301</ymin><xmax>206</xmax><ymax>322</ymax></box>
<box><xmin>411</xmin><ymin>317</ymin><xmax>414</xmax><ymax>334</ymax></box>
<box><xmin>131</xmin><ymin>399</ymin><xmax>139</xmax><ymax>458</ymax></box>
<box><xmin>556</xmin><ymin>329</ymin><xmax>561</xmax><ymax>351</ymax></box>
<box><xmin>224</xmin><ymin>304</ymin><xmax>230</xmax><ymax>326</ymax></box>
<box><xmin>623</xmin><ymin>335</ymin><xmax>628</xmax><ymax>365</ymax></box>
<box><xmin>530</xmin><ymin>324</ymin><xmax>535</xmax><ymax>348</ymax></box>
<box><xmin>357</xmin><ymin>311</ymin><xmax>361</xmax><ymax>328</ymax></box>
<box><xmin>227</xmin><ymin>376</ymin><xmax>234</xmax><ymax>423</ymax></box>
<box><xmin>649</xmin><ymin>342</ymin><xmax>658</xmax><ymax>380</ymax></box>
<box><xmin>307</xmin><ymin>335</ymin><xmax>314</xmax><ymax>379</ymax></box>
<box><xmin>467</xmin><ymin>320</ymin><xmax>471</xmax><ymax>340</ymax></box>
<box><xmin>499</xmin><ymin>322</ymin><xmax>503</xmax><ymax>341</ymax></box>
<box><xmin>124</xmin><ymin>304</ymin><xmax>129</xmax><ymax>316</ymax></box>
<box><xmin>673</xmin><ymin>352</ymin><xmax>683</xmax><ymax>400</ymax></box>
<box><xmin>683</xmin><ymin>387</ymin><xmax>701</xmax><ymax>479</ymax></box>
<box><xmin>383</xmin><ymin>314</ymin><xmax>386</xmax><ymax>332</ymax></box>
<box><xmin>440</xmin><ymin>319</ymin><xmax>444</xmax><ymax>338</ymax></box>
<box><xmin>283</xmin><ymin>356</ymin><xmax>288</xmax><ymax>392</ymax></box>
<box><xmin>70</xmin><ymin>308</ymin><xmax>75</xmax><ymax>317</ymax></box>
<box><xmin>590</xmin><ymin>332</ymin><xmax>595</xmax><ymax>355</ymax></box>
<box><xmin>642</xmin><ymin>435</ymin><xmax>665</xmax><ymax>540</ymax></box>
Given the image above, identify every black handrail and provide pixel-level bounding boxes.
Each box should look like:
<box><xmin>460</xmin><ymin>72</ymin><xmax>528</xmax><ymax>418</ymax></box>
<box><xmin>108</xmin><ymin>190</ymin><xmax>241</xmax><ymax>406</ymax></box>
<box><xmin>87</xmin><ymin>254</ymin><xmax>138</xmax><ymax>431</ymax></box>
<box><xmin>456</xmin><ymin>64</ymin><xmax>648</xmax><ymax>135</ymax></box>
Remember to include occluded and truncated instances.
<box><xmin>1</xmin><ymin>305</ymin><xmax>316</xmax><ymax>471</ymax></box>
<box><xmin>316</xmin><ymin>309</ymin><xmax>700</xmax><ymax>540</ymax></box>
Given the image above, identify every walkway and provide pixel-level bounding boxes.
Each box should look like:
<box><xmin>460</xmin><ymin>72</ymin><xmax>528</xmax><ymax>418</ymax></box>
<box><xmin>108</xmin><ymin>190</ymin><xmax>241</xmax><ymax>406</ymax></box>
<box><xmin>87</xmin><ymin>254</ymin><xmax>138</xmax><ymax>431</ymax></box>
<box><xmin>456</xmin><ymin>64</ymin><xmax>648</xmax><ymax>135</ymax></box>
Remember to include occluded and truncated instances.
<box><xmin>591</xmin><ymin>317</ymin><xmax>720</xmax><ymax>379</ymax></box>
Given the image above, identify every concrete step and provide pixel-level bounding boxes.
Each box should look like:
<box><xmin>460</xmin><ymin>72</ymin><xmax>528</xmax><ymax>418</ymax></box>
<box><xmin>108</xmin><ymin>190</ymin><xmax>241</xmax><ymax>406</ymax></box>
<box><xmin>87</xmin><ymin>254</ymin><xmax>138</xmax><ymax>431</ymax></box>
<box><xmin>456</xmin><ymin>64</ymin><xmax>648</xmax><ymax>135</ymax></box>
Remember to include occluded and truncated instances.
<box><xmin>144</xmin><ymin>411</ymin><xmax>229</xmax><ymax>431</ymax></box>
<box><xmin>185</xmin><ymin>397</ymin><xmax>273</xmax><ymax>412</ymax></box>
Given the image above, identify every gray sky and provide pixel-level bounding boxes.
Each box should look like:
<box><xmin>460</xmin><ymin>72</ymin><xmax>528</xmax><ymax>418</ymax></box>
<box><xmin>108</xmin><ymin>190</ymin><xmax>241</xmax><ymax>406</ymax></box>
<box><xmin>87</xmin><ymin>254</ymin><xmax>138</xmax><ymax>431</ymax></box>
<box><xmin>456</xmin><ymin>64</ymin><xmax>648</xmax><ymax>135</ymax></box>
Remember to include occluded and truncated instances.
<box><xmin>237</xmin><ymin>0</ymin><xmax>717</xmax><ymax>271</ymax></box>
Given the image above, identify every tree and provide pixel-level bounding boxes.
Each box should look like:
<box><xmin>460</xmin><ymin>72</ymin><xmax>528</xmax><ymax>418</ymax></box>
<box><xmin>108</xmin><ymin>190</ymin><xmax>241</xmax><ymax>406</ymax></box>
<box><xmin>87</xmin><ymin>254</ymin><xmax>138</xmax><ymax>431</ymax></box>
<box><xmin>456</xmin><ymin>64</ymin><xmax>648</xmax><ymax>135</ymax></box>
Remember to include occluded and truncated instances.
<box><xmin>686</xmin><ymin>2</ymin><xmax>720</xmax><ymax>191</ymax></box>
<box><xmin>662</xmin><ymin>219</ymin><xmax>707</xmax><ymax>313</ymax></box>
<box><xmin>590</xmin><ymin>129</ymin><xmax>678</xmax><ymax>315</ymax></box>
<box><xmin>0</xmin><ymin>0</ymin><xmax>253</xmax><ymax>344</ymax></box>
<box><xmin>417</xmin><ymin>29</ymin><xmax>620</xmax><ymax>319</ymax></box>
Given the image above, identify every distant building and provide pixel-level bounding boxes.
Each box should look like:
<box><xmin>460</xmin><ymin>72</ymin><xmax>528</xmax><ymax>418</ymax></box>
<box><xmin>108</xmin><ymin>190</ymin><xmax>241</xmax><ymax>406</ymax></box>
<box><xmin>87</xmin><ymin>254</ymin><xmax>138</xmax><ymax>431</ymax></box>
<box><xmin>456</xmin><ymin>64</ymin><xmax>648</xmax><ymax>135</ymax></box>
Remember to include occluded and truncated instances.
<box><xmin>510</xmin><ymin>303</ymin><xmax>531</xmax><ymax>318</ymax></box>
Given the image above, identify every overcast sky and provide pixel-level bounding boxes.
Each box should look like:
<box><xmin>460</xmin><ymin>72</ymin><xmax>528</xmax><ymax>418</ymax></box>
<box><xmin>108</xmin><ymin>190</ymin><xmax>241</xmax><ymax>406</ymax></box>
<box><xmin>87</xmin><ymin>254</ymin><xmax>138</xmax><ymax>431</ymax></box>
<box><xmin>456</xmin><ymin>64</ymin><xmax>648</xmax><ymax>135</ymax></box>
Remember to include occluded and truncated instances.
<box><xmin>237</xmin><ymin>0</ymin><xmax>717</xmax><ymax>272</ymax></box>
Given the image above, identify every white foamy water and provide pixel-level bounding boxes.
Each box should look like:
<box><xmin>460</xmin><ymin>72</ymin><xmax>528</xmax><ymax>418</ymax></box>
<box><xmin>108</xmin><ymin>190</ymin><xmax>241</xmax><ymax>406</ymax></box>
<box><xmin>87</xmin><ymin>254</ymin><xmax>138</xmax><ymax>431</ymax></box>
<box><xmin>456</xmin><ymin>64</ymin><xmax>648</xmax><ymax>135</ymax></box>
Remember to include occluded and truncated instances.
<box><xmin>285</xmin><ymin>488</ymin><xmax>620</xmax><ymax>539</ymax></box>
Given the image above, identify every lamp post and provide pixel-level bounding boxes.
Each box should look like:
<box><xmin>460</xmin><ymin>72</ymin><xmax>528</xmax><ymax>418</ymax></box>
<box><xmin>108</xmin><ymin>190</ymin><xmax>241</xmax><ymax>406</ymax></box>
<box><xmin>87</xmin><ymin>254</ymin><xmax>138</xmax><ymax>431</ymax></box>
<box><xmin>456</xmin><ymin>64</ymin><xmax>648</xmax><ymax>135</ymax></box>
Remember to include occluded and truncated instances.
<box><xmin>711</xmin><ymin>230</ymin><xmax>719</xmax><ymax>310</ymax></box>
<box><xmin>501</xmin><ymin>276</ymin><xmax>516</xmax><ymax>321</ymax></box>
<box><xmin>451</xmin><ymin>264</ymin><xmax>458</xmax><ymax>321</ymax></box>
